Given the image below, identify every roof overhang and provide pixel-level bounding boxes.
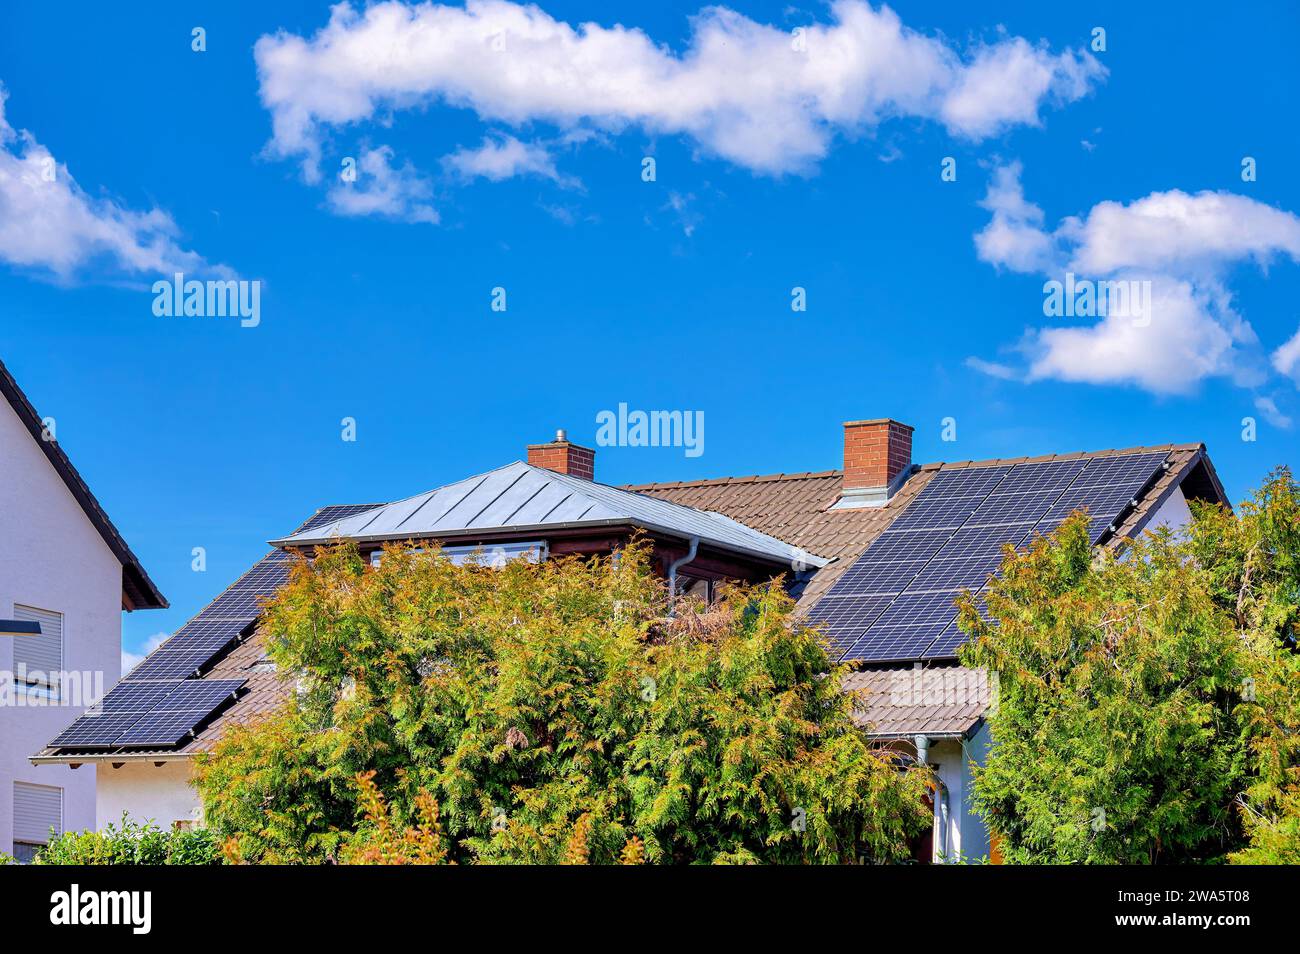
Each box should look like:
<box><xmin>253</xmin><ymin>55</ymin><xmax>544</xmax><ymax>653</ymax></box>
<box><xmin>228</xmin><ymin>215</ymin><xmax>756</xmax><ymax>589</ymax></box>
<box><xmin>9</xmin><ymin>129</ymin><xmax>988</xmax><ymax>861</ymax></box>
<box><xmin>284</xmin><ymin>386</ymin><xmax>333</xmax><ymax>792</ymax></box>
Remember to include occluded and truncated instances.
<box><xmin>273</xmin><ymin>518</ymin><xmax>827</xmax><ymax>571</ymax></box>
<box><xmin>31</xmin><ymin>750</ymin><xmax>192</xmax><ymax>766</ymax></box>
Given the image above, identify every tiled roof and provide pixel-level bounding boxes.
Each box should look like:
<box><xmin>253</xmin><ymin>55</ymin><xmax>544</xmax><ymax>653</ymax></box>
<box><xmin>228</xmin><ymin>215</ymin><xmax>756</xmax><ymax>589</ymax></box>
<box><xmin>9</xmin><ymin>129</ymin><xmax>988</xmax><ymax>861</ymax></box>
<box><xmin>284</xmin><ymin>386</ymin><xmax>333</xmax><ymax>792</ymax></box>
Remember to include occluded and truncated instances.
<box><xmin>35</xmin><ymin>442</ymin><xmax>1226</xmax><ymax>760</ymax></box>
<box><xmin>843</xmin><ymin>664</ymin><xmax>989</xmax><ymax>738</ymax></box>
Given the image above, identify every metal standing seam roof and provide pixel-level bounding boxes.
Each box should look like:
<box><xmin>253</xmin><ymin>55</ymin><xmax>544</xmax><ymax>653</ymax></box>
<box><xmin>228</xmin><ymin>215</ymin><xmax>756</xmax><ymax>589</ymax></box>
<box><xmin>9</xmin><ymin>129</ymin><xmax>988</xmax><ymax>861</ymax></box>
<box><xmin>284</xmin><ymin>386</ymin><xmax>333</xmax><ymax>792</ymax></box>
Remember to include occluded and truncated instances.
<box><xmin>272</xmin><ymin>461</ymin><xmax>826</xmax><ymax>569</ymax></box>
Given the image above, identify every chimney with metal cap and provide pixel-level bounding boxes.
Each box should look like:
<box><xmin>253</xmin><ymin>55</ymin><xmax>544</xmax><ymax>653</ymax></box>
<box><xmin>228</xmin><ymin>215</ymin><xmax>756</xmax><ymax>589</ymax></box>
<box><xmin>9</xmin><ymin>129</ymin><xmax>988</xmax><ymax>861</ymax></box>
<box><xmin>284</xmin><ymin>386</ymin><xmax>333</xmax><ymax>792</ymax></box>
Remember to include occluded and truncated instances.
<box><xmin>527</xmin><ymin>429</ymin><xmax>596</xmax><ymax>480</ymax></box>
<box><xmin>833</xmin><ymin>418</ymin><xmax>914</xmax><ymax>509</ymax></box>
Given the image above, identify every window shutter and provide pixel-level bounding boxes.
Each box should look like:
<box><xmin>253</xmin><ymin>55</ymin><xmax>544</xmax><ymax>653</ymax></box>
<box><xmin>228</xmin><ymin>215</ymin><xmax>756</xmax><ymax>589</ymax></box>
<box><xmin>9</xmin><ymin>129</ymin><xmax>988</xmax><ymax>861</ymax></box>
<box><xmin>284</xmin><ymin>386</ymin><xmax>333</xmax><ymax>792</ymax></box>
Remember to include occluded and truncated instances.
<box><xmin>12</xmin><ymin>605</ymin><xmax>62</xmax><ymax>688</ymax></box>
<box><xmin>12</xmin><ymin>782</ymin><xmax>63</xmax><ymax>844</ymax></box>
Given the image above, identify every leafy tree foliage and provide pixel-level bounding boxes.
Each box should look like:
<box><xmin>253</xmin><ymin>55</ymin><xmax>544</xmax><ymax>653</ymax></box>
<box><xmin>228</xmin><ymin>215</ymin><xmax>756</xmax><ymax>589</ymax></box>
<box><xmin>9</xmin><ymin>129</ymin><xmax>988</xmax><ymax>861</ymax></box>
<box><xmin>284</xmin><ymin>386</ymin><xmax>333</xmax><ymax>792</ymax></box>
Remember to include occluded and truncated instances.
<box><xmin>961</xmin><ymin>468</ymin><xmax>1300</xmax><ymax>864</ymax></box>
<box><xmin>195</xmin><ymin>541</ymin><xmax>928</xmax><ymax>864</ymax></box>
<box><xmin>34</xmin><ymin>816</ymin><xmax>220</xmax><ymax>865</ymax></box>
<box><xmin>1187</xmin><ymin>469</ymin><xmax>1300</xmax><ymax>863</ymax></box>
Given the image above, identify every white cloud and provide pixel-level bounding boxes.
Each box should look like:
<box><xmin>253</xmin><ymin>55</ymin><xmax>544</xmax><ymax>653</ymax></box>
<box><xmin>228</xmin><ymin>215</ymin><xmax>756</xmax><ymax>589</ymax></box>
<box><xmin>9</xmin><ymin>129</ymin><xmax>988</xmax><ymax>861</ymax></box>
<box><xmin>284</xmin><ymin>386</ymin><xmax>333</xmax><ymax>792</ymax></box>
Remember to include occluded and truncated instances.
<box><xmin>965</xmin><ymin>355</ymin><xmax>1021</xmax><ymax>381</ymax></box>
<box><xmin>1254</xmin><ymin>395</ymin><xmax>1292</xmax><ymax>429</ymax></box>
<box><xmin>0</xmin><ymin>85</ymin><xmax>227</xmax><ymax>281</ymax></box>
<box><xmin>121</xmin><ymin>631</ymin><xmax>168</xmax><ymax>675</ymax></box>
<box><xmin>442</xmin><ymin>134</ymin><xmax>570</xmax><ymax>185</ymax></box>
<box><xmin>1062</xmin><ymin>190</ymin><xmax>1300</xmax><ymax>276</ymax></box>
<box><xmin>972</xmin><ymin>163</ymin><xmax>1300</xmax><ymax>398</ymax></box>
<box><xmin>1269</xmin><ymin>326</ymin><xmax>1300</xmax><ymax>384</ymax></box>
<box><xmin>327</xmin><ymin>145</ymin><xmax>439</xmax><ymax>223</ymax></box>
<box><xmin>254</xmin><ymin>0</ymin><xmax>1104</xmax><ymax>189</ymax></box>
<box><xmin>974</xmin><ymin>160</ymin><xmax>1057</xmax><ymax>273</ymax></box>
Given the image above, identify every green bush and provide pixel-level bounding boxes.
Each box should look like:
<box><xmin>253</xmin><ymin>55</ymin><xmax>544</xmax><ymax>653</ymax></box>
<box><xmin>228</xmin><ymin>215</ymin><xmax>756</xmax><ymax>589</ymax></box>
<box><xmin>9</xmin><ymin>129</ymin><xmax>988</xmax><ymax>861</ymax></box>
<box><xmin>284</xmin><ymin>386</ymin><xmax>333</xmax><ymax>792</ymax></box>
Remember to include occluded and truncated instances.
<box><xmin>34</xmin><ymin>816</ymin><xmax>221</xmax><ymax>865</ymax></box>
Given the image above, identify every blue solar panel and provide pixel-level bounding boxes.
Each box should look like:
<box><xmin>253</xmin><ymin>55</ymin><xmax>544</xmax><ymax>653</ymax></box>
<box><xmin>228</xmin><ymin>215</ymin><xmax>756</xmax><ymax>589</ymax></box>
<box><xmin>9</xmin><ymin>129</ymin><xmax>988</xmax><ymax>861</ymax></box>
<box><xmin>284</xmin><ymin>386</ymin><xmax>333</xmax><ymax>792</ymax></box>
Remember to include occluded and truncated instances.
<box><xmin>297</xmin><ymin>503</ymin><xmax>385</xmax><ymax>533</ymax></box>
<box><xmin>910</xmin><ymin>557</ymin><xmax>999</xmax><ymax>592</ymax></box>
<box><xmin>923</xmin><ymin>465</ymin><xmax>1013</xmax><ymax>497</ymax></box>
<box><xmin>49</xmin><ymin>679</ymin><xmax>246</xmax><ymax>748</ymax></box>
<box><xmin>116</xmin><ymin>711</ymin><xmax>215</xmax><ymax>747</ymax></box>
<box><xmin>126</xmin><ymin>649</ymin><xmax>211</xmax><ymax>680</ymax></box>
<box><xmin>810</xmin><ymin>451</ymin><xmax>1170</xmax><ymax>663</ymax></box>
<box><xmin>831</xmin><ymin>560</ymin><xmax>926</xmax><ymax>595</ymax></box>
<box><xmin>987</xmin><ymin>459</ymin><xmax>1086</xmax><ymax>495</ymax></box>
<box><xmin>887</xmin><ymin>496</ymin><xmax>982</xmax><ymax>531</ymax></box>
<box><xmin>858</xmin><ymin>529</ymin><xmax>953</xmax><ymax>563</ymax></box>
<box><xmin>968</xmin><ymin>491</ymin><xmax>1062</xmax><ymax>526</ymax></box>
<box><xmin>200</xmin><ymin>555</ymin><xmax>292</xmax><ymax>619</ymax></box>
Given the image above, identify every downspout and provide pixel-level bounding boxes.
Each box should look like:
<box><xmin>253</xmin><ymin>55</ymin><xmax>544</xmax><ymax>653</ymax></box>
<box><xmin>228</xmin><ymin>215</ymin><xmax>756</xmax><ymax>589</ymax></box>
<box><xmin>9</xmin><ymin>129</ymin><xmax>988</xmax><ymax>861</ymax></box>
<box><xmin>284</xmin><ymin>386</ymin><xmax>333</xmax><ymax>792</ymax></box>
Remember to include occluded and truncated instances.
<box><xmin>915</xmin><ymin>734</ymin><xmax>949</xmax><ymax>863</ymax></box>
<box><xmin>667</xmin><ymin>536</ymin><xmax>700</xmax><ymax>609</ymax></box>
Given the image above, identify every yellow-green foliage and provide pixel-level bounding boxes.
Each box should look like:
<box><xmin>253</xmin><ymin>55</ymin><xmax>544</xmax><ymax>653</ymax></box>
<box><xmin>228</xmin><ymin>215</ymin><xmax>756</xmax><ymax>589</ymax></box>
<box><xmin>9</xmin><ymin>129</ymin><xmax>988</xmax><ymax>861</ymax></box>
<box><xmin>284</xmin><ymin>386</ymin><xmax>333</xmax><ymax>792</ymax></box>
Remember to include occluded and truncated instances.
<box><xmin>195</xmin><ymin>541</ymin><xmax>928</xmax><ymax>864</ymax></box>
<box><xmin>962</xmin><ymin>468</ymin><xmax>1300</xmax><ymax>864</ymax></box>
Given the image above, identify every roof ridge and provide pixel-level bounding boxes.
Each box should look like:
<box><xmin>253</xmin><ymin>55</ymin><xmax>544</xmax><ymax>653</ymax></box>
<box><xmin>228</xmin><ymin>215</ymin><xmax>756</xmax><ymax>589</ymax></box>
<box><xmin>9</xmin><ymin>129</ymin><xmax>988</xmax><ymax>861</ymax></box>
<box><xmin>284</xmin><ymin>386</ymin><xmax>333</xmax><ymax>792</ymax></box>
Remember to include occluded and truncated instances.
<box><xmin>626</xmin><ymin>443</ymin><xmax>1204</xmax><ymax>488</ymax></box>
<box><xmin>624</xmin><ymin>469</ymin><xmax>843</xmax><ymax>490</ymax></box>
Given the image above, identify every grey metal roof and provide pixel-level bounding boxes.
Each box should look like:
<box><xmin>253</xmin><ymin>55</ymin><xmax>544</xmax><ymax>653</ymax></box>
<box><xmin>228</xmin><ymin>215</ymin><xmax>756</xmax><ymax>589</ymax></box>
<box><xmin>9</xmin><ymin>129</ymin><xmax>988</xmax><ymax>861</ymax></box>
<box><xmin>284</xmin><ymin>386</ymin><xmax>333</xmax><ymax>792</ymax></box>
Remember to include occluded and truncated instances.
<box><xmin>271</xmin><ymin>461</ymin><xmax>826</xmax><ymax>569</ymax></box>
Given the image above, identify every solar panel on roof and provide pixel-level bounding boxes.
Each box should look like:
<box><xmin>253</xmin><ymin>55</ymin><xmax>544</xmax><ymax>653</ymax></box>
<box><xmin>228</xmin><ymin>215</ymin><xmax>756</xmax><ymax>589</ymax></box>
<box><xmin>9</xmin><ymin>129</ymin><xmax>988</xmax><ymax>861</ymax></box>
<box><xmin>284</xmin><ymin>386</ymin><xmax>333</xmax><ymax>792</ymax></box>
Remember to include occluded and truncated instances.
<box><xmin>988</xmin><ymin>459</ymin><xmax>1086</xmax><ymax>495</ymax></box>
<box><xmin>910</xmin><ymin>557</ymin><xmax>999</xmax><ymax>592</ymax></box>
<box><xmin>297</xmin><ymin>503</ymin><xmax>385</xmax><ymax>533</ymax></box>
<box><xmin>967</xmin><ymin>491</ymin><xmax>1062</xmax><ymax>526</ymax></box>
<box><xmin>924</xmin><ymin>465</ymin><xmax>1013</xmax><ymax>496</ymax></box>
<box><xmin>49</xmin><ymin>679</ymin><xmax>246</xmax><ymax>749</ymax></box>
<box><xmin>809</xmin><ymin>450</ymin><xmax>1170</xmax><ymax>665</ymax></box>
<box><xmin>201</xmin><ymin>556</ymin><xmax>291</xmax><ymax>619</ymax></box>
<box><xmin>844</xmin><ymin>624</ymin><xmax>948</xmax><ymax>663</ymax></box>
<box><xmin>125</xmin><ymin>649</ymin><xmax>210</xmax><ymax>681</ymax></box>
<box><xmin>887</xmin><ymin>496</ymin><xmax>982</xmax><ymax>531</ymax></box>
<box><xmin>115</xmin><ymin>711</ymin><xmax>217</xmax><ymax>747</ymax></box>
<box><xmin>831</xmin><ymin>560</ymin><xmax>926</xmax><ymax>595</ymax></box>
<box><xmin>50</xmin><ymin>712</ymin><xmax>148</xmax><ymax>747</ymax></box>
<box><xmin>153</xmin><ymin>679</ymin><xmax>244</xmax><ymax>711</ymax></box>
<box><xmin>858</xmin><ymin>529</ymin><xmax>953</xmax><ymax>564</ymax></box>
<box><xmin>92</xmin><ymin>682</ymin><xmax>179</xmax><ymax>712</ymax></box>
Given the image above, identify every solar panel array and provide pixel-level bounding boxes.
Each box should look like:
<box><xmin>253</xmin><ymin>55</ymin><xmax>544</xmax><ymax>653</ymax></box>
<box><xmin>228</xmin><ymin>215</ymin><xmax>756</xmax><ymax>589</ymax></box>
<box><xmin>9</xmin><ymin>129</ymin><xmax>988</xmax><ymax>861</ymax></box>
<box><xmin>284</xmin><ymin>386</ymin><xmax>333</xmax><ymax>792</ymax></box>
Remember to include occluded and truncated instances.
<box><xmin>808</xmin><ymin>452</ymin><xmax>1168</xmax><ymax>663</ymax></box>
<box><xmin>50</xmin><ymin>504</ymin><xmax>380</xmax><ymax>751</ymax></box>
<box><xmin>49</xmin><ymin>678</ymin><xmax>245</xmax><ymax>748</ymax></box>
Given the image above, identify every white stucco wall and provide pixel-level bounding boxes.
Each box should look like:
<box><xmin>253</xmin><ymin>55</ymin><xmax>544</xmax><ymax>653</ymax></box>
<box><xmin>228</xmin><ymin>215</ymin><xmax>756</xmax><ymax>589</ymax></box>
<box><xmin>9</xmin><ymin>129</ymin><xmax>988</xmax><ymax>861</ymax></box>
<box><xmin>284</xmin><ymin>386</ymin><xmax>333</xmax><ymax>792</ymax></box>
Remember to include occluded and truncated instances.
<box><xmin>930</xmin><ymin>734</ymin><xmax>989</xmax><ymax>863</ymax></box>
<box><xmin>1145</xmin><ymin>485</ymin><xmax>1193</xmax><ymax>535</ymax></box>
<box><xmin>0</xmin><ymin>396</ymin><xmax>123</xmax><ymax>854</ymax></box>
<box><xmin>96</xmin><ymin>761</ymin><xmax>200</xmax><ymax>830</ymax></box>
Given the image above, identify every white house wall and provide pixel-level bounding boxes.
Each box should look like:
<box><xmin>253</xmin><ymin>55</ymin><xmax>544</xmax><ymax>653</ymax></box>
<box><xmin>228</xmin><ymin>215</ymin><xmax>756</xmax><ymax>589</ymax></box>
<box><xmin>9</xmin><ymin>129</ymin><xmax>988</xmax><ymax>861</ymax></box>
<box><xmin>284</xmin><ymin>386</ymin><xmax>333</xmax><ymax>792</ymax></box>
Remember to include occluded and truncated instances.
<box><xmin>930</xmin><ymin>735</ymin><xmax>990</xmax><ymax>863</ymax></box>
<box><xmin>96</xmin><ymin>761</ymin><xmax>200</xmax><ymax>830</ymax></box>
<box><xmin>0</xmin><ymin>396</ymin><xmax>122</xmax><ymax>854</ymax></box>
<box><xmin>1145</xmin><ymin>485</ymin><xmax>1193</xmax><ymax>536</ymax></box>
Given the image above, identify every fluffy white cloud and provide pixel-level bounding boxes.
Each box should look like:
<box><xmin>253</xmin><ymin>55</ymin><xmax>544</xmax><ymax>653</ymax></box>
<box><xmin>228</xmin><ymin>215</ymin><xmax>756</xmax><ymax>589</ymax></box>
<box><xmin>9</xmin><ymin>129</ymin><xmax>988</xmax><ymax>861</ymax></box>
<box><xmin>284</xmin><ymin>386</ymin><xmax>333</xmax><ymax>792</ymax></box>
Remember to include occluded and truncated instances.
<box><xmin>254</xmin><ymin>0</ymin><xmax>1104</xmax><ymax>189</ymax></box>
<box><xmin>972</xmin><ymin>164</ymin><xmax>1300</xmax><ymax>398</ymax></box>
<box><xmin>327</xmin><ymin>145</ymin><xmax>439</xmax><ymax>223</ymax></box>
<box><xmin>974</xmin><ymin>161</ymin><xmax>1057</xmax><ymax>273</ymax></box>
<box><xmin>442</xmin><ymin>135</ymin><xmax>568</xmax><ymax>185</ymax></box>
<box><xmin>1062</xmin><ymin>190</ymin><xmax>1300</xmax><ymax>276</ymax></box>
<box><xmin>0</xmin><ymin>85</ymin><xmax>226</xmax><ymax>281</ymax></box>
<box><xmin>1269</xmin><ymin>326</ymin><xmax>1300</xmax><ymax>384</ymax></box>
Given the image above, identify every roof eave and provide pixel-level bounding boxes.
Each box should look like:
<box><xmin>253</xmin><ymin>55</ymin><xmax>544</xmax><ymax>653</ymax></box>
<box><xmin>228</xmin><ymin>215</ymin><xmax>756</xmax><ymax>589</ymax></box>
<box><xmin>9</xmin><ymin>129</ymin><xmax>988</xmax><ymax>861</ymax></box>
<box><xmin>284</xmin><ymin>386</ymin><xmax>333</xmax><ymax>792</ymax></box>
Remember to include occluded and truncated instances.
<box><xmin>31</xmin><ymin>750</ymin><xmax>193</xmax><ymax>765</ymax></box>
<box><xmin>272</xmin><ymin>518</ymin><xmax>827</xmax><ymax>570</ymax></box>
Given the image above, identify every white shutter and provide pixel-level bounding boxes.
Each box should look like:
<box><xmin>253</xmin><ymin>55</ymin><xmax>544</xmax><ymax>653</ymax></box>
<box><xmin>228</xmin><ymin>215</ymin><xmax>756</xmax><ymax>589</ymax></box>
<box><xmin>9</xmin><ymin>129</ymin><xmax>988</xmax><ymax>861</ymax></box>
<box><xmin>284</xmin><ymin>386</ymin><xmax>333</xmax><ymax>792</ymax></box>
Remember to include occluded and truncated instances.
<box><xmin>12</xmin><ymin>605</ymin><xmax>62</xmax><ymax>689</ymax></box>
<box><xmin>13</xmin><ymin>782</ymin><xmax>63</xmax><ymax>844</ymax></box>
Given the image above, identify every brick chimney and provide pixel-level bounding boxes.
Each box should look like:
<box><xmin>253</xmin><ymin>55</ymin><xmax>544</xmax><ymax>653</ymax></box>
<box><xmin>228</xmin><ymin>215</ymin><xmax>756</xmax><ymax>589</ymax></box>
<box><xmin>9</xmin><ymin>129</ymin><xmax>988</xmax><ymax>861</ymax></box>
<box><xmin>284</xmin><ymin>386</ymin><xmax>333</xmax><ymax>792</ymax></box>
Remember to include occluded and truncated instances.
<box><xmin>834</xmin><ymin>418</ymin><xmax>914</xmax><ymax>509</ymax></box>
<box><xmin>527</xmin><ymin>429</ymin><xmax>595</xmax><ymax>480</ymax></box>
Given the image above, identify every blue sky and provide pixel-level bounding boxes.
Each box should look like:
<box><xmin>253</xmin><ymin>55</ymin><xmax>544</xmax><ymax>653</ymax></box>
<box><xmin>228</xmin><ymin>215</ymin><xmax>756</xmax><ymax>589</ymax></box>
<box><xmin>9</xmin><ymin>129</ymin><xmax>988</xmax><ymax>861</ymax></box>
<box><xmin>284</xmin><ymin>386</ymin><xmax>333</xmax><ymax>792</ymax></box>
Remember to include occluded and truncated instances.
<box><xmin>0</xmin><ymin>1</ymin><xmax>1297</xmax><ymax>662</ymax></box>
